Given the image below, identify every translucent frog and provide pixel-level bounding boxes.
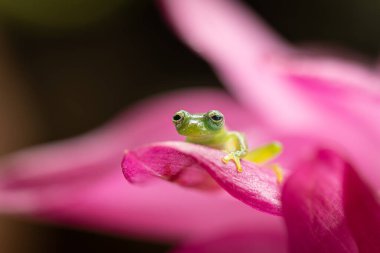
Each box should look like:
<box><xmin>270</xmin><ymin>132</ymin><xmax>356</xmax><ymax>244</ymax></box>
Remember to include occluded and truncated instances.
<box><xmin>172</xmin><ymin>110</ymin><xmax>283</xmax><ymax>182</ymax></box>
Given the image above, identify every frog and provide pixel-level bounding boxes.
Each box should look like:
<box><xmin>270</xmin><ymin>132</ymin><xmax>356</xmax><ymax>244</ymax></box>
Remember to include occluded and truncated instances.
<box><xmin>172</xmin><ymin>109</ymin><xmax>283</xmax><ymax>182</ymax></box>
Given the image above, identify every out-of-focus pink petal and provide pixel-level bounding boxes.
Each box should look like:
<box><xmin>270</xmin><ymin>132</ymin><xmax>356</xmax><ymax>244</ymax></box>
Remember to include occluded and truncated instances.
<box><xmin>160</xmin><ymin>0</ymin><xmax>305</xmax><ymax>126</ymax></box>
<box><xmin>123</xmin><ymin>141</ymin><xmax>284</xmax><ymax>215</ymax></box>
<box><xmin>282</xmin><ymin>149</ymin><xmax>358</xmax><ymax>253</ymax></box>
<box><xmin>160</xmin><ymin>0</ymin><xmax>380</xmax><ymax>191</ymax></box>
<box><xmin>282</xmin><ymin>62</ymin><xmax>380</xmax><ymax>191</ymax></box>
<box><xmin>343</xmin><ymin>165</ymin><xmax>380</xmax><ymax>252</ymax></box>
<box><xmin>172</xmin><ymin>227</ymin><xmax>287</xmax><ymax>253</ymax></box>
<box><xmin>160</xmin><ymin>0</ymin><xmax>286</xmax><ymax>64</ymax></box>
<box><xmin>160</xmin><ymin>0</ymin><xmax>380</xmax><ymax>131</ymax></box>
<box><xmin>0</xmin><ymin>88</ymin><xmax>282</xmax><ymax>241</ymax></box>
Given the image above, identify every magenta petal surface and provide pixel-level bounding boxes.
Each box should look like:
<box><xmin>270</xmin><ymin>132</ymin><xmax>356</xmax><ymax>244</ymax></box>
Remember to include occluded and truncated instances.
<box><xmin>123</xmin><ymin>141</ymin><xmax>282</xmax><ymax>215</ymax></box>
<box><xmin>343</xmin><ymin>166</ymin><xmax>380</xmax><ymax>252</ymax></box>
<box><xmin>282</xmin><ymin>149</ymin><xmax>358</xmax><ymax>253</ymax></box>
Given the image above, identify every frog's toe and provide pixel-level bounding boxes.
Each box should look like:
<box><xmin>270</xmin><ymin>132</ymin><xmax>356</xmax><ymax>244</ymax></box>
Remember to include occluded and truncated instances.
<box><xmin>222</xmin><ymin>153</ymin><xmax>232</xmax><ymax>163</ymax></box>
<box><xmin>222</xmin><ymin>153</ymin><xmax>243</xmax><ymax>173</ymax></box>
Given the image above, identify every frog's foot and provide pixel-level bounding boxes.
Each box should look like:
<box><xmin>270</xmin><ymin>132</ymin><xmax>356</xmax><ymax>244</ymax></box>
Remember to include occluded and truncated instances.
<box><xmin>270</xmin><ymin>163</ymin><xmax>283</xmax><ymax>184</ymax></box>
<box><xmin>222</xmin><ymin>152</ymin><xmax>243</xmax><ymax>173</ymax></box>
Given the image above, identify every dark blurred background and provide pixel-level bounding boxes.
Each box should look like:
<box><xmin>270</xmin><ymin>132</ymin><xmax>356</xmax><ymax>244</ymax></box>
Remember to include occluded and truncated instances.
<box><xmin>0</xmin><ymin>0</ymin><xmax>378</xmax><ymax>252</ymax></box>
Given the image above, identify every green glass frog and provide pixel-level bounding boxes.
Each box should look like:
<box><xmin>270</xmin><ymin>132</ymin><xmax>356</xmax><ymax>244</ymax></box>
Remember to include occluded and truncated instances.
<box><xmin>173</xmin><ymin>110</ymin><xmax>283</xmax><ymax>182</ymax></box>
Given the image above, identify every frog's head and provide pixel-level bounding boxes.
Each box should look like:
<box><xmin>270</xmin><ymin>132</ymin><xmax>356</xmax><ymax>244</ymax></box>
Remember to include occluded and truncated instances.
<box><xmin>172</xmin><ymin>110</ymin><xmax>225</xmax><ymax>137</ymax></box>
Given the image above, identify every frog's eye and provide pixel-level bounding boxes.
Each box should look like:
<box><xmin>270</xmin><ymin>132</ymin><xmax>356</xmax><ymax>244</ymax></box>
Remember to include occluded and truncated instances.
<box><xmin>172</xmin><ymin>110</ymin><xmax>186</xmax><ymax>124</ymax></box>
<box><xmin>173</xmin><ymin>114</ymin><xmax>182</xmax><ymax>121</ymax></box>
<box><xmin>211</xmin><ymin>114</ymin><xmax>223</xmax><ymax>121</ymax></box>
<box><xmin>208</xmin><ymin>110</ymin><xmax>224</xmax><ymax>123</ymax></box>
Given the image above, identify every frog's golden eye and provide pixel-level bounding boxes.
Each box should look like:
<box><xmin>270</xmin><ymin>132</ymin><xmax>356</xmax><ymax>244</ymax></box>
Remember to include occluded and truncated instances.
<box><xmin>208</xmin><ymin>110</ymin><xmax>224</xmax><ymax>123</ymax></box>
<box><xmin>172</xmin><ymin>110</ymin><xmax>186</xmax><ymax>124</ymax></box>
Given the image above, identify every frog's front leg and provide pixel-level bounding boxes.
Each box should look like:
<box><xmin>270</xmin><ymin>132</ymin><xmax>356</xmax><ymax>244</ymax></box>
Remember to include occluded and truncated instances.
<box><xmin>221</xmin><ymin>132</ymin><xmax>247</xmax><ymax>173</ymax></box>
<box><xmin>222</xmin><ymin>151</ymin><xmax>246</xmax><ymax>173</ymax></box>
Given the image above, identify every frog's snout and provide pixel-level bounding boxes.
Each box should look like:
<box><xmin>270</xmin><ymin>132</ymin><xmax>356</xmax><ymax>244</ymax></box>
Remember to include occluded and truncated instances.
<box><xmin>177</xmin><ymin>120</ymin><xmax>207</xmax><ymax>136</ymax></box>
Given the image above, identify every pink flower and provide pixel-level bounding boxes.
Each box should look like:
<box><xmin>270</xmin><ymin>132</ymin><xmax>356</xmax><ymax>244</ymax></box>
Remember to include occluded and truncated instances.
<box><xmin>128</xmin><ymin>0</ymin><xmax>380</xmax><ymax>251</ymax></box>
<box><xmin>0</xmin><ymin>0</ymin><xmax>379</xmax><ymax>252</ymax></box>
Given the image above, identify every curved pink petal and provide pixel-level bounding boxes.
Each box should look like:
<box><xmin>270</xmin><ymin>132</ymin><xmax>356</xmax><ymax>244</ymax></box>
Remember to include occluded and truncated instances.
<box><xmin>122</xmin><ymin>141</ymin><xmax>284</xmax><ymax>215</ymax></box>
<box><xmin>0</xmin><ymin>88</ymin><xmax>282</xmax><ymax>241</ymax></box>
<box><xmin>343</xmin><ymin>165</ymin><xmax>380</xmax><ymax>252</ymax></box>
<box><xmin>160</xmin><ymin>0</ymin><xmax>380</xmax><ymax>192</ymax></box>
<box><xmin>282</xmin><ymin>149</ymin><xmax>358</xmax><ymax>253</ymax></box>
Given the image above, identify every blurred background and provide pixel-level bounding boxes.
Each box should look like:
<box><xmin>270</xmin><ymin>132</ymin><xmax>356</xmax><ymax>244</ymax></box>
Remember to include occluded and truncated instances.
<box><xmin>0</xmin><ymin>0</ymin><xmax>378</xmax><ymax>252</ymax></box>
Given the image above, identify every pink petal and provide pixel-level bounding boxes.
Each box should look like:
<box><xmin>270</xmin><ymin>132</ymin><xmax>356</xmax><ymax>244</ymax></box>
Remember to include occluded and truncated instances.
<box><xmin>0</xmin><ymin>88</ymin><xmax>281</xmax><ymax>241</ymax></box>
<box><xmin>123</xmin><ymin>141</ymin><xmax>283</xmax><ymax>215</ymax></box>
<box><xmin>160</xmin><ymin>0</ymin><xmax>286</xmax><ymax>66</ymax></box>
<box><xmin>282</xmin><ymin>61</ymin><xmax>380</xmax><ymax>191</ymax></box>
<box><xmin>160</xmin><ymin>0</ymin><xmax>301</xmax><ymax>126</ymax></box>
<box><xmin>282</xmin><ymin>149</ymin><xmax>358</xmax><ymax>253</ymax></box>
<box><xmin>343</xmin><ymin>164</ymin><xmax>380</xmax><ymax>252</ymax></box>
